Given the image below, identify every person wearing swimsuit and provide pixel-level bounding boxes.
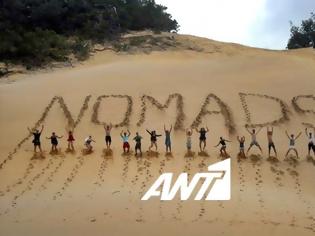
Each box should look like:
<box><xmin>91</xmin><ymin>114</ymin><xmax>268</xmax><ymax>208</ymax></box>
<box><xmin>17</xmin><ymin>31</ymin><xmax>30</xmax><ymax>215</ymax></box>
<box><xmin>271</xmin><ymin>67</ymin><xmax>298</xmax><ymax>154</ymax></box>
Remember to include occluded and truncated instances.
<box><xmin>237</xmin><ymin>136</ymin><xmax>246</xmax><ymax>158</ymax></box>
<box><xmin>28</xmin><ymin>125</ymin><xmax>44</xmax><ymax>153</ymax></box>
<box><xmin>120</xmin><ymin>130</ymin><xmax>131</xmax><ymax>153</ymax></box>
<box><xmin>67</xmin><ymin>131</ymin><xmax>75</xmax><ymax>151</ymax></box>
<box><xmin>133</xmin><ymin>132</ymin><xmax>143</xmax><ymax>156</ymax></box>
<box><xmin>47</xmin><ymin>132</ymin><xmax>63</xmax><ymax>152</ymax></box>
<box><xmin>85</xmin><ymin>136</ymin><xmax>95</xmax><ymax>152</ymax></box>
<box><xmin>285</xmin><ymin>130</ymin><xmax>302</xmax><ymax>159</ymax></box>
<box><xmin>146</xmin><ymin>129</ymin><xmax>162</xmax><ymax>151</ymax></box>
<box><xmin>104</xmin><ymin>123</ymin><xmax>113</xmax><ymax>149</ymax></box>
<box><xmin>246</xmin><ymin>127</ymin><xmax>263</xmax><ymax>155</ymax></box>
<box><xmin>195</xmin><ymin>127</ymin><xmax>209</xmax><ymax>152</ymax></box>
<box><xmin>164</xmin><ymin>125</ymin><xmax>173</xmax><ymax>153</ymax></box>
<box><xmin>267</xmin><ymin>126</ymin><xmax>277</xmax><ymax>157</ymax></box>
<box><xmin>305</xmin><ymin>128</ymin><xmax>315</xmax><ymax>156</ymax></box>
<box><xmin>186</xmin><ymin>129</ymin><xmax>193</xmax><ymax>151</ymax></box>
<box><xmin>214</xmin><ymin>137</ymin><xmax>231</xmax><ymax>157</ymax></box>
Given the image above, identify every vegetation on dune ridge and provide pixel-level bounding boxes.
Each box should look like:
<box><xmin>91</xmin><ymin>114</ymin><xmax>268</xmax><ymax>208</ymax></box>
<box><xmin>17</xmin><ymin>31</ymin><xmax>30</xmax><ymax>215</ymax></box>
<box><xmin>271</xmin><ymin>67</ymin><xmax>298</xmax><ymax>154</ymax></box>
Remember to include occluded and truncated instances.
<box><xmin>0</xmin><ymin>0</ymin><xmax>179</xmax><ymax>69</ymax></box>
<box><xmin>287</xmin><ymin>12</ymin><xmax>315</xmax><ymax>49</ymax></box>
<box><xmin>0</xmin><ymin>1</ymin><xmax>314</xmax><ymax>76</ymax></box>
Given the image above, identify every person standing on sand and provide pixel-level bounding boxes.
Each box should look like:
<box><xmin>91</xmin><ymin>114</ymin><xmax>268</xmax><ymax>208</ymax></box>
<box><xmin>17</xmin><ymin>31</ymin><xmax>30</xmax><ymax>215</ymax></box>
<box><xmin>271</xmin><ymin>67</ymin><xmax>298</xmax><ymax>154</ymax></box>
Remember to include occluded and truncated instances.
<box><xmin>195</xmin><ymin>127</ymin><xmax>209</xmax><ymax>152</ymax></box>
<box><xmin>84</xmin><ymin>135</ymin><xmax>95</xmax><ymax>152</ymax></box>
<box><xmin>285</xmin><ymin>130</ymin><xmax>302</xmax><ymax>159</ymax></box>
<box><xmin>120</xmin><ymin>130</ymin><xmax>131</xmax><ymax>153</ymax></box>
<box><xmin>164</xmin><ymin>124</ymin><xmax>172</xmax><ymax>153</ymax></box>
<box><xmin>246</xmin><ymin>127</ymin><xmax>263</xmax><ymax>155</ymax></box>
<box><xmin>305</xmin><ymin>128</ymin><xmax>315</xmax><ymax>157</ymax></box>
<box><xmin>146</xmin><ymin>129</ymin><xmax>162</xmax><ymax>151</ymax></box>
<box><xmin>267</xmin><ymin>126</ymin><xmax>277</xmax><ymax>157</ymax></box>
<box><xmin>214</xmin><ymin>137</ymin><xmax>231</xmax><ymax>157</ymax></box>
<box><xmin>104</xmin><ymin>123</ymin><xmax>113</xmax><ymax>149</ymax></box>
<box><xmin>237</xmin><ymin>136</ymin><xmax>246</xmax><ymax>158</ymax></box>
<box><xmin>28</xmin><ymin>125</ymin><xmax>44</xmax><ymax>153</ymax></box>
<box><xmin>133</xmin><ymin>132</ymin><xmax>143</xmax><ymax>156</ymax></box>
<box><xmin>46</xmin><ymin>132</ymin><xmax>63</xmax><ymax>152</ymax></box>
<box><xmin>67</xmin><ymin>131</ymin><xmax>75</xmax><ymax>151</ymax></box>
<box><xmin>186</xmin><ymin>128</ymin><xmax>193</xmax><ymax>152</ymax></box>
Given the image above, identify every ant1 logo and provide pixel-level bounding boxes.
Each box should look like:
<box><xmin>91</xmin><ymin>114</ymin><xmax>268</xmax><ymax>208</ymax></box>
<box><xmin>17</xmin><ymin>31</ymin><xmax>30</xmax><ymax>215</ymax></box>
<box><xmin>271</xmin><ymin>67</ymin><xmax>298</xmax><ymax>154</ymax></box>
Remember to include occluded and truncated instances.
<box><xmin>141</xmin><ymin>159</ymin><xmax>231</xmax><ymax>201</ymax></box>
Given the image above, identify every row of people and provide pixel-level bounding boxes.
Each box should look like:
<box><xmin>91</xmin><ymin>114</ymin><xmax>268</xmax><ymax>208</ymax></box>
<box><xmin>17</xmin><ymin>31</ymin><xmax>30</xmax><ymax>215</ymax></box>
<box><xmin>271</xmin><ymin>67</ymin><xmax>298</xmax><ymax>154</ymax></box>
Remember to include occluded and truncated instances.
<box><xmin>27</xmin><ymin>124</ymin><xmax>315</xmax><ymax>159</ymax></box>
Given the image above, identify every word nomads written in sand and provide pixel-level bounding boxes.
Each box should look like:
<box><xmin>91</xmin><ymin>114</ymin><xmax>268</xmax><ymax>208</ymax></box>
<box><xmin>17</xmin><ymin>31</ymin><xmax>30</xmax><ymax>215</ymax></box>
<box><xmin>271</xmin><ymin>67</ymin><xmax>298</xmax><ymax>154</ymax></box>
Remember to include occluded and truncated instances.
<box><xmin>29</xmin><ymin>93</ymin><xmax>315</xmax><ymax>134</ymax></box>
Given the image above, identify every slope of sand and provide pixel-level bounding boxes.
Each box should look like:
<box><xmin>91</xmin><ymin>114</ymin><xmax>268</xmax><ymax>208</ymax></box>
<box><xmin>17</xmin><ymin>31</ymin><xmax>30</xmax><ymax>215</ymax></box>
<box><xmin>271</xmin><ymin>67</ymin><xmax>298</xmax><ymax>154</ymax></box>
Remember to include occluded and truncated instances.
<box><xmin>1</xmin><ymin>33</ymin><xmax>315</xmax><ymax>236</ymax></box>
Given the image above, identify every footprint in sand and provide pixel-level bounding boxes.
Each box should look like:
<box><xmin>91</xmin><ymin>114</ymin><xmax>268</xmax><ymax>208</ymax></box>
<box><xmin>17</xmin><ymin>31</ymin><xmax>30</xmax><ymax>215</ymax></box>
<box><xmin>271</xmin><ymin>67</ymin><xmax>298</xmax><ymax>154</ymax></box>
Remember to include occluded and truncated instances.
<box><xmin>249</xmin><ymin>154</ymin><xmax>262</xmax><ymax>166</ymax></box>
<box><xmin>9</xmin><ymin>157</ymin><xmax>55</xmax><ymax>211</ymax></box>
<box><xmin>0</xmin><ymin>160</ymin><xmax>36</xmax><ymax>196</ymax></box>
<box><xmin>193</xmin><ymin>156</ymin><xmax>208</xmax><ymax>222</ymax></box>
<box><xmin>158</xmin><ymin>159</ymin><xmax>166</xmax><ymax>174</ymax></box>
<box><xmin>145</xmin><ymin>150</ymin><xmax>159</xmax><ymax>158</ymax></box>
<box><xmin>53</xmin><ymin>156</ymin><xmax>85</xmax><ymax>199</ymax></box>
<box><xmin>31</xmin><ymin>152</ymin><xmax>46</xmax><ymax>160</ymax></box>
<box><xmin>122</xmin><ymin>151</ymin><xmax>134</xmax><ymax>157</ymax></box>
<box><xmin>95</xmin><ymin>157</ymin><xmax>109</xmax><ymax>187</ymax></box>
<box><xmin>65</xmin><ymin>148</ymin><xmax>76</xmax><ymax>154</ymax></box>
<box><xmin>267</xmin><ymin>156</ymin><xmax>280</xmax><ymax>164</ymax></box>
<box><xmin>306</xmin><ymin>155</ymin><xmax>315</xmax><ymax>165</ymax></box>
<box><xmin>49</xmin><ymin>149</ymin><xmax>63</xmax><ymax>156</ymax></box>
<box><xmin>81</xmin><ymin>149</ymin><xmax>93</xmax><ymax>156</ymax></box>
<box><xmin>284</xmin><ymin>155</ymin><xmax>299</xmax><ymax>167</ymax></box>
<box><xmin>121</xmin><ymin>155</ymin><xmax>131</xmax><ymax>186</ymax></box>
<box><xmin>198</xmin><ymin>151</ymin><xmax>209</xmax><ymax>157</ymax></box>
<box><xmin>253</xmin><ymin>160</ymin><xmax>265</xmax><ymax>210</ymax></box>
<box><xmin>131</xmin><ymin>158</ymin><xmax>144</xmax><ymax>185</ymax></box>
<box><xmin>165</xmin><ymin>152</ymin><xmax>173</xmax><ymax>158</ymax></box>
<box><xmin>184</xmin><ymin>150</ymin><xmax>195</xmax><ymax>158</ymax></box>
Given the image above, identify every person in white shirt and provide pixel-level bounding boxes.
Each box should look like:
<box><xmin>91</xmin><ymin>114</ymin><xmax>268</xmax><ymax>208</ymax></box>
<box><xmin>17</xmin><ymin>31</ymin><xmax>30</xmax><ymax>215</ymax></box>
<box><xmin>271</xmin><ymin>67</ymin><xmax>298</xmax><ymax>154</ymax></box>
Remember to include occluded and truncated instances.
<box><xmin>85</xmin><ymin>135</ymin><xmax>95</xmax><ymax>152</ymax></box>
<box><xmin>246</xmin><ymin>127</ymin><xmax>263</xmax><ymax>155</ymax></box>
<box><xmin>285</xmin><ymin>131</ymin><xmax>302</xmax><ymax>159</ymax></box>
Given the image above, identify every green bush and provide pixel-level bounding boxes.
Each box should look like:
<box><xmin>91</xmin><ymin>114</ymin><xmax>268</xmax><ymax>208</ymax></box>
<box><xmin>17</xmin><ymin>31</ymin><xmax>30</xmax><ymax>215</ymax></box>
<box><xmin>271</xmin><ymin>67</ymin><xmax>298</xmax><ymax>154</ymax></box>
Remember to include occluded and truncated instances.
<box><xmin>287</xmin><ymin>13</ymin><xmax>315</xmax><ymax>49</ymax></box>
<box><xmin>0</xmin><ymin>28</ymin><xmax>70</xmax><ymax>67</ymax></box>
<box><xmin>72</xmin><ymin>39</ymin><xmax>91</xmax><ymax>61</ymax></box>
<box><xmin>0</xmin><ymin>0</ymin><xmax>179</xmax><ymax>67</ymax></box>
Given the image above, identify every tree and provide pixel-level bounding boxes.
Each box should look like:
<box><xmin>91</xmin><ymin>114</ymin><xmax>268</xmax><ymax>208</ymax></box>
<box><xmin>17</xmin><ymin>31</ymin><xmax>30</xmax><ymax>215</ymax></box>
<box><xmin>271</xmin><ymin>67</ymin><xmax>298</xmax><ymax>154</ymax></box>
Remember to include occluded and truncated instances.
<box><xmin>287</xmin><ymin>13</ymin><xmax>315</xmax><ymax>49</ymax></box>
<box><xmin>0</xmin><ymin>0</ymin><xmax>179</xmax><ymax>67</ymax></box>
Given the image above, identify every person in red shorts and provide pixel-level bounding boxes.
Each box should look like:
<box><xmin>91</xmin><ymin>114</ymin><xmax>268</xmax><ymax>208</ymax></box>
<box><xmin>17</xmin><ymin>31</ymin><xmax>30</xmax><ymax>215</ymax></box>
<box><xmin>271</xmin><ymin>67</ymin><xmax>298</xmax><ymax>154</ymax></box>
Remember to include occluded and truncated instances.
<box><xmin>67</xmin><ymin>130</ymin><xmax>75</xmax><ymax>151</ymax></box>
<box><xmin>120</xmin><ymin>130</ymin><xmax>131</xmax><ymax>153</ymax></box>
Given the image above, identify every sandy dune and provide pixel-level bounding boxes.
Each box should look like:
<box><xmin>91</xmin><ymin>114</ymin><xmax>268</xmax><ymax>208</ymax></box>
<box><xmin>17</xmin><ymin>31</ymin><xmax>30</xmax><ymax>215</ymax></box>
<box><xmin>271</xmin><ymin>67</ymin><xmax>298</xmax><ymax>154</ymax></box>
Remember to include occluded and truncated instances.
<box><xmin>1</xmin><ymin>33</ymin><xmax>315</xmax><ymax>236</ymax></box>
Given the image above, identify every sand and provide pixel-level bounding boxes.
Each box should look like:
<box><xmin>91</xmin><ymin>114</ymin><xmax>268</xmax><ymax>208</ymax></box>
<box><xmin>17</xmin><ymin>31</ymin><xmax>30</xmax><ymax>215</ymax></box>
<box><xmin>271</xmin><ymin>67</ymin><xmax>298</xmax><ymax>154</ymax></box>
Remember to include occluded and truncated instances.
<box><xmin>1</xmin><ymin>33</ymin><xmax>315</xmax><ymax>235</ymax></box>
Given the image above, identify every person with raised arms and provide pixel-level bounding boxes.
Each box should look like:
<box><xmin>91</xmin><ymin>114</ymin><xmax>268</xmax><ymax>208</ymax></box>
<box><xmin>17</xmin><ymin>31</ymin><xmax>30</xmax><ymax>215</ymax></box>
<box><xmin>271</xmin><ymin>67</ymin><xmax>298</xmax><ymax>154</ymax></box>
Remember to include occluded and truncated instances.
<box><xmin>285</xmin><ymin>130</ymin><xmax>302</xmax><ymax>159</ymax></box>
<box><xmin>28</xmin><ymin>125</ymin><xmax>44</xmax><ymax>153</ymax></box>
<box><xmin>237</xmin><ymin>135</ymin><xmax>246</xmax><ymax>158</ymax></box>
<box><xmin>164</xmin><ymin>124</ymin><xmax>173</xmax><ymax>153</ymax></box>
<box><xmin>67</xmin><ymin>130</ymin><xmax>75</xmax><ymax>151</ymax></box>
<box><xmin>133</xmin><ymin>132</ymin><xmax>143</xmax><ymax>156</ymax></box>
<box><xmin>246</xmin><ymin>126</ymin><xmax>263</xmax><ymax>155</ymax></box>
<box><xmin>195</xmin><ymin>127</ymin><xmax>209</xmax><ymax>152</ymax></box>
<box><xmin>120</xmin><ymin>130</ymin><xmax>131</xmax><ymax>153</ymax></box>
<box><xmin>104</xmin><ymin>123</ymin><xmax>113</xmax><ymax>149</ymax></box>
<box><xmin>267</xmin><ymin>126</ymin><xmax>277</xmax><ymax>157</ymax></box>
<box><xmin>305</xmin><ymin>127</ymin><xmax>315</xmax><ymax>157</ymax></box>
<box><xmin>186</xmin><ymin>128</ymin><xmax>193</xmax><ymax>152</ymax></box>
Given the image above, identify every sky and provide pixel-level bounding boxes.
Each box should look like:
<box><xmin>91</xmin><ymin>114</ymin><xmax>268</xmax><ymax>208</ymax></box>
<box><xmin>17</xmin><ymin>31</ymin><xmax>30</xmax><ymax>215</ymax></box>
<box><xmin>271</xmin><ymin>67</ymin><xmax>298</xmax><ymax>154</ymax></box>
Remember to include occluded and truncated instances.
<box><xmin>155</xmin><ymin>0</ymin><xmax>315</xmax><ymax>50</ymax></box>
